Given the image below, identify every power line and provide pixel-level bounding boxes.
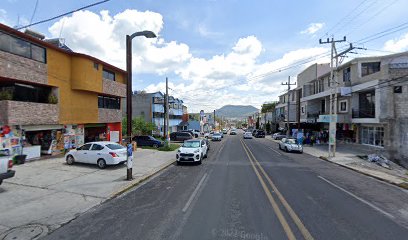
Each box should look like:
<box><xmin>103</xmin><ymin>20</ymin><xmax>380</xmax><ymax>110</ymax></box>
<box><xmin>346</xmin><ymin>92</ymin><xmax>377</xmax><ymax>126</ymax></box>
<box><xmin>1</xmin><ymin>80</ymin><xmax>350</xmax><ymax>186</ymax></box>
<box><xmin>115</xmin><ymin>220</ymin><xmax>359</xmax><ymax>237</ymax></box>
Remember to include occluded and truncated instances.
<box><xmin>16</xmin><ymin>0</ymin><xmax>110</xmax><ymax>30</ymax></box>
<box><xmin>29</xmin><ymin>0</ymin><xmax>40</xmax><ymax>25</ymax></box>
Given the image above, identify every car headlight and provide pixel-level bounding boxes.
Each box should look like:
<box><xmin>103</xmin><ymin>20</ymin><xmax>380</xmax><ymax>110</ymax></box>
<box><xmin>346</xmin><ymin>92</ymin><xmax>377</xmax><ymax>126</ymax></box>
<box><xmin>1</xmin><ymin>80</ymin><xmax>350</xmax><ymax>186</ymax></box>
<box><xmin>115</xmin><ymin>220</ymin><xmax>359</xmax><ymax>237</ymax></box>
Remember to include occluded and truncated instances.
<box><xmin>194</xmin><ymin>149</ymin><xmax>200</xmax><ymax>153</ymax></box>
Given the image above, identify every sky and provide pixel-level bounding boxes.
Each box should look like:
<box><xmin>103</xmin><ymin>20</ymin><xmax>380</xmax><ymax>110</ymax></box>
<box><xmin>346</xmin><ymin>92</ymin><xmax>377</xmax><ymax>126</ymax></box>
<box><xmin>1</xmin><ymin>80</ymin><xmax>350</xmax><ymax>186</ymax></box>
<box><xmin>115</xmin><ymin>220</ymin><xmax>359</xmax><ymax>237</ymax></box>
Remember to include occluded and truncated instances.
<box><xmin>1</xmin><ymin>0</ymin><xmax>408</xmax><ymax>112</ymax></box>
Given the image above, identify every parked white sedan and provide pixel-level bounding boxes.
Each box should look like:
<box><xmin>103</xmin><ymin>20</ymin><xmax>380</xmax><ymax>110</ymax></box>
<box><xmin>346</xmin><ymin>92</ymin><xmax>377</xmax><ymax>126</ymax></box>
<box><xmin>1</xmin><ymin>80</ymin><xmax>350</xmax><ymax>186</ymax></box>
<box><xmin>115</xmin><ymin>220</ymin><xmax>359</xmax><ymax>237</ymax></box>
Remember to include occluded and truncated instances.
<box><xmin>65</xmin><ymin>142</ymin><xmax>127</xmax><ymax>169</ymax></box>
<box><xmin>243</xmin><ymin>132</ymin><xmax>253</xmax><ymax>139</ymax></box>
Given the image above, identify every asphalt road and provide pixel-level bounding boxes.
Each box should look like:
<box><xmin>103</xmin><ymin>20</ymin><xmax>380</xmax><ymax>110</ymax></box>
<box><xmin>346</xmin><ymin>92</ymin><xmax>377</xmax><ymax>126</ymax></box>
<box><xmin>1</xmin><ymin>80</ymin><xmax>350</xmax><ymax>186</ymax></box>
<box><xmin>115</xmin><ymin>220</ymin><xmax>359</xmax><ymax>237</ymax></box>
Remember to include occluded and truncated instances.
<box><xmin>44</xmin><ymin>132</ymin><xmax>408</xmax><ymax>240</ymax></box>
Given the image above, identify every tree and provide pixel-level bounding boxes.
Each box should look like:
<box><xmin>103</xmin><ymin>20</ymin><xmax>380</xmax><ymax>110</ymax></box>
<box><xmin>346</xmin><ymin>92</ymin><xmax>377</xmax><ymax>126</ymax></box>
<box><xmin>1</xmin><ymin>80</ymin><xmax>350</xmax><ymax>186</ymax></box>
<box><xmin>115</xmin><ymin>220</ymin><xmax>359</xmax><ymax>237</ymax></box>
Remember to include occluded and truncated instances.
<box><xmin>122</xmin><ymin>117</ymin><xmax>157</xmax><ymax>136</ymax></box>
<box><xmin>261</xmin><ymin>101</ymin><xmax>278</xmax><ymax>113</ymax></box>
<box><xmin>266</xmin><ymin>121</ymin><xmax>271</xmax><ymax>134</ymax></box>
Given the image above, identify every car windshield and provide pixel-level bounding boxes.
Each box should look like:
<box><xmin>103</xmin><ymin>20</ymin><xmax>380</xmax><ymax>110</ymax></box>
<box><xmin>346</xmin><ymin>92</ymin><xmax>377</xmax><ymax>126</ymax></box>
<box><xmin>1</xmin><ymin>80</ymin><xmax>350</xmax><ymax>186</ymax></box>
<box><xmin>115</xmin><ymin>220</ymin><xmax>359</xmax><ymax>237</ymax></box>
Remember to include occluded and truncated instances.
<box><xmin>286</xmin><ymin>139</ymin><xmax>297</xmax><ymax>144</ymax></box>
<box><xmin>213</xmin><ymin>133</ymin><xmax>221</xmax><ymax>136</ymax></box>
<box><xmin>183</xmin><ymin>141</ymin><xmax>200</xmax><ymax>148</ymax></box>
<box><xmin>106</xmin><ymin>143</ymin><xmax>125</xmax><ymax>150</ymax></box>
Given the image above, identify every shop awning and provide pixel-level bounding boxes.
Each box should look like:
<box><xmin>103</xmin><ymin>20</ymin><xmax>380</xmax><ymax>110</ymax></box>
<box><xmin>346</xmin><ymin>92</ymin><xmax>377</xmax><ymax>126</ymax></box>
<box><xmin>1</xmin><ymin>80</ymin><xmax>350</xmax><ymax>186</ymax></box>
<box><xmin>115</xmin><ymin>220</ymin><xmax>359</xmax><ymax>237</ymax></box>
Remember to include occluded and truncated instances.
<box><xmin>84</xmin><ymin>123</ymin><xmax>106</xmax><ymax>128</ymax></box>
<box><xmin>22</xmin><ymin>125</ymin><xmax>64</xmax><ymax>131</ymax></box>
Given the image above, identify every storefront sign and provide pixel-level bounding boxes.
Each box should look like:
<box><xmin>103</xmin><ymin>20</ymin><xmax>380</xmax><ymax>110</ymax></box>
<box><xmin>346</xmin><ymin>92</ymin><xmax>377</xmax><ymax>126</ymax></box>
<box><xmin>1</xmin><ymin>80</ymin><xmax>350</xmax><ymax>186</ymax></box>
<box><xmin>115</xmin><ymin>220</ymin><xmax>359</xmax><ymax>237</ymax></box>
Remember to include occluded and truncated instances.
<box><xmin>318</xmin><ymin>115</ymin><xmax>337</xmax><ymax>123</ymax></box>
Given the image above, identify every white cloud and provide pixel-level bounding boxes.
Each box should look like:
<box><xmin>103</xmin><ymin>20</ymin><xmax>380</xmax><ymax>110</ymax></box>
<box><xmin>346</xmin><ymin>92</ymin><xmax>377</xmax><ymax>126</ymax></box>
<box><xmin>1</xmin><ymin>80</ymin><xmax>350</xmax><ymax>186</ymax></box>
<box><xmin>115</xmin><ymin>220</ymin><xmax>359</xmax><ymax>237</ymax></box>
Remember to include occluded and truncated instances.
<box><xmin>49</xmin><ymin>9</ymin><xmax>191</xmax><ymax>75</ymax></box>
<box><xmin>300</xmin><ymin>23</ymin><xmax>324</xmax><ymax>35</ymax></box>
<box><xmin>197</xmin><ymin>23</ymin><xmax>222</xmax><ymax>38</ymax></box>
<box><xmin>383</xmin><ymin>32</ymin><xmax>408</xmax><ymax>52</ymax></box>
<box><xmin>0</xmin><ymin>9</ymin><xmax>9</xmax><ymax>25</ymax></box>
<box><xmin>48</xmin><ymin>9</ymin><xmax>330</xmax><ymax>113</ymax></box>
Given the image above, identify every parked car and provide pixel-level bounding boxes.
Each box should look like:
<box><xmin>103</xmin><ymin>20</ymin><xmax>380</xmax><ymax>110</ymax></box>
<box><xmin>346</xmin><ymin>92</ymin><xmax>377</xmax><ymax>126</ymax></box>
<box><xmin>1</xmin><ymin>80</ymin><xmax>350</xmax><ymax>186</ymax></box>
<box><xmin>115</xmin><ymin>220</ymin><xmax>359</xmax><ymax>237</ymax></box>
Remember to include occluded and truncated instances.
<box><xmin>0</xmin><ymin>154</ymin><xmax>15</xmax><ymax>185</ymax></box>
<box><xmin>132</xmin><ymin>135</ymin><xmax>163</xmax><ymax>148</ymax></box>
<box><xmin>65</xmin><ymin>142</ymin><xmax>127</xmax><ymax>169</ymax></box>
<box><xmin>252</xmin><ymin>129</ymin><xmax>258</xmax><ymax>136</ymax></box>
<box><xmin>222</xmin><ymin>129</ymin><xmax>228</xmax><ymax>134</ymax></box>
<box><xmin>243</xmin><ymin>132</ymin><xmax>253</xmax><ymax>139</ymax></box>
<box><xmin>204</xmin><ymin>138</ymin><xmax>211</xmax><ymax>151</ymax></box>
<box><xmin>180</xmin><ymin>130</ymin><xmax>197</xmax><ymax>138</ymax></box>
<box><xmin>273</xmin><ymin>132</ymin><xmax>287</xmax><ymax>140</ymax></box>
<box><xmin>176</xmin><ymin>139</ymin><xmax>208</xmax><ymax>164</ymax></box>
<box><xmin>278</xmin><ymin>138</ymin><xmax>303</xmax><ymax>153</ymax></box>
<box><xmin>230</xmin><ymin>129</ymin><xmax>237</xmax><ymax>135</ymax></box>
<box><xmin>204</xmin><ymin>132</ymin><xmax>210</xmax><ymax>138</ymax></box>
<box><xmin>212</xmin><ymin>132</ymin><xmax>222</xmax><ymax>141</ymax></box>
<box><xmin>254</xmin><ymin>130</ymin><xmax>265</xmax><ymax>138</ymax></box>
<box><xmin>189</xmin><ymin>129</ymin><xmax>201</xmax><ymax>138</ymax></box>
<box><xmin>170</xmin><ymin>132</ymin><xmax>194</xmax><ymax>142</ymax></box>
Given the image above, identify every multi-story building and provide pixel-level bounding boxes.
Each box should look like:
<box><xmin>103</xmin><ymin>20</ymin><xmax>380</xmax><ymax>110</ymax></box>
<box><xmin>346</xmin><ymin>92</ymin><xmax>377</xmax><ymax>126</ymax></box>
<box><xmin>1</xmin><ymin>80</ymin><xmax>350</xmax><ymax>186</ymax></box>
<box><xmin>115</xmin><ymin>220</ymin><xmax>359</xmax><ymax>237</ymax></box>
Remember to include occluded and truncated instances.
<box><xmin>0</xmin><ymin>23</ymin><xmax>126</xmax><ymax>158</ymax></box>
<box><xmin>295</xmin><ymin>53</ymin><xmax>408</xmax><ymax>166</ymax></box>
<box><xmin>275</xmin><ymin>91</ymin><xmax>297</xmax><ymax>132</ymax></box>
<box><xmin>131</xmin><ymin>91</ymin><xmax>184</xmax><ymax>135</ymax></box>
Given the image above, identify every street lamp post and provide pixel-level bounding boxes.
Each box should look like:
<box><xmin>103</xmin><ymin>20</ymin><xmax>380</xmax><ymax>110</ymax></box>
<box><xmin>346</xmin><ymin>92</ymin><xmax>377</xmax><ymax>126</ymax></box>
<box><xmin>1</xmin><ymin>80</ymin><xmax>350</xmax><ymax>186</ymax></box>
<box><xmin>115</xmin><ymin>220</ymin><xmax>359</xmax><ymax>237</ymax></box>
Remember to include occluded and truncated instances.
<box><xmin>126</xmin><ymin>30</ymin><xmax>156</xmax><ymax>180</ymax></box>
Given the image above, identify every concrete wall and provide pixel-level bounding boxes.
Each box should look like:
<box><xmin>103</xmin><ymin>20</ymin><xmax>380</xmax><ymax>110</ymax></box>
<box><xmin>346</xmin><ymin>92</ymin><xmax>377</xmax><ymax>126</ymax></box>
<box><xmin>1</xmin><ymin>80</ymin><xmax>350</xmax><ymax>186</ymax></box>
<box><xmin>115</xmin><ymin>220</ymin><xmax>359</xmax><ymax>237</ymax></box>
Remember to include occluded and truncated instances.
<box><xmin>98</xmin><ymin>108</ymin><xmax>122</xmax><ymax>123</ymax></box>
<box><xmin>131</xmin><ymin>93</ymin><xmax>152</xmax><ymax>123</ymax></box>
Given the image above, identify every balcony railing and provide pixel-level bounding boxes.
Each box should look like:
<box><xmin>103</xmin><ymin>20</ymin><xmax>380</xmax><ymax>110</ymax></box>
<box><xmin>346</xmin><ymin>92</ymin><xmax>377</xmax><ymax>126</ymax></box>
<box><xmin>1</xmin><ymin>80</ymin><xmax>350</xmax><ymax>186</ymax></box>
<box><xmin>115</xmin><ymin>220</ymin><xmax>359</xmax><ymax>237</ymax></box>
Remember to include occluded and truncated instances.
<box><xmin>352</xmin><ymin>109</ymin><xmax>375</xmax><ymax>118</ymax></box>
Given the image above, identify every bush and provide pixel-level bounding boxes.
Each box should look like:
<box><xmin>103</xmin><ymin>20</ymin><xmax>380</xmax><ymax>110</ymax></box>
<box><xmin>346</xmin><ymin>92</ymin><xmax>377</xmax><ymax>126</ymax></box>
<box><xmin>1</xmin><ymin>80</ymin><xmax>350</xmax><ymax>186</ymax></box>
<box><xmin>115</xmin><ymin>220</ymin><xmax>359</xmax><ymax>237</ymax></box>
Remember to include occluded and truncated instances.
<box><xmin>48</xmin><ymin>94</ymin><xmax>58</xmax><ymax>104</ymax></box>
<box><xmin>0</xmin><ymin>90</ymin><xmax>12</xmax><ymax>100</ymax></box>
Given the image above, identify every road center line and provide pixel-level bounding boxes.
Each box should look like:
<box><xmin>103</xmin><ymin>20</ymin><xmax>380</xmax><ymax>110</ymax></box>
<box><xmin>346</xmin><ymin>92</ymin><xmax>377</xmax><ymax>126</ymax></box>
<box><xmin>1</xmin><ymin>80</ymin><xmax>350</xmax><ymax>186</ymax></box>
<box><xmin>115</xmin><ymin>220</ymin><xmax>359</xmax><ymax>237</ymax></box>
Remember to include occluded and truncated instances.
<box><xmin>240</xmin><ymin>139</ymin><xmax>296</xmax><ymax>240</ymax></box>
<box><xmin>317</xmin><ymin>176</ymin><xmax>395</xmax><ymax>219</ymax></box>
<box><xmin>243</xmin><ymin>140</ymin><xmax>314</xmax><ymax>240</ymax></box>
<box><xmin>182</xmin><ymin>173</ymin><xmax>208</xmax><ymax>213</ymax></box>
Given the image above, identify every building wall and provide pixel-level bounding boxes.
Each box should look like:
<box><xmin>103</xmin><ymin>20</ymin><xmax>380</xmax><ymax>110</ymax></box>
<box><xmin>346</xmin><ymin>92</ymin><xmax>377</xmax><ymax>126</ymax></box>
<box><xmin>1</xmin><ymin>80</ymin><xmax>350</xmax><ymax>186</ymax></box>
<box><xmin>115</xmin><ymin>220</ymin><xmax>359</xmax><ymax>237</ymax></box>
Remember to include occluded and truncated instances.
<box><xmin>0</xmin><ymin>50</ymin><xmax>48</xmax><ymax>85</ymax></box>
<box><xmin>0</xmin><ymin>100</ymin><xmax>58</xmax><ymax>125</ymax></box>
<box><xmin>47</xmin><ymin>48</ymin><xmax>99</xmax><ymax>124</ymax></box>
<box><xmin>131</xmin><ymin>93</ymin><xmax>153</xmax><ymax>123</ymax></box>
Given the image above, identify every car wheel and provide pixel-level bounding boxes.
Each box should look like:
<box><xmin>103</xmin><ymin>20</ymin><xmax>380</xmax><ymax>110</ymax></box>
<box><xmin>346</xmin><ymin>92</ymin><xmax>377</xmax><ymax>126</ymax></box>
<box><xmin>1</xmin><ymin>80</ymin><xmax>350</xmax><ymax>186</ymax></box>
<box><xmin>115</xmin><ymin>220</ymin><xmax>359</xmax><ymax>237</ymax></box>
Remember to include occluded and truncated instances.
<box><xmin>153</xmin><ymin>143</ymin><xmax>159</xmax><ymax>148</ymax></box>
<box><xmin>97</xmin><ymin>159</ymin><xmax>107</xmax><ymax>169</ymax></box>
<box><xmin>0</xmin><ymin>179</ymin><xmax>3</xmax><ymax>185</ymax></box>
<box><xmin>66</xmin><ymin>155</ymin><xmax>75</xmax><ymax>165</ymax></box>
<box><xmin>278</xmin><ymin>144</ymin><xmax>281</xmax><ymax>150</ymax></box>
<box><xmin>285</xmin><ymin>147</ymin><xmax>289</xmax><ymax>153</ymax></box>
<box><xmin>204</xmin><ymin>151</ymin><xmax>208</xmax><ymax>158</ymax></box>
<box><xmin>176</xmin><ymin>161</ymin><xmax>180</xmax><ymax>166</ymax></box>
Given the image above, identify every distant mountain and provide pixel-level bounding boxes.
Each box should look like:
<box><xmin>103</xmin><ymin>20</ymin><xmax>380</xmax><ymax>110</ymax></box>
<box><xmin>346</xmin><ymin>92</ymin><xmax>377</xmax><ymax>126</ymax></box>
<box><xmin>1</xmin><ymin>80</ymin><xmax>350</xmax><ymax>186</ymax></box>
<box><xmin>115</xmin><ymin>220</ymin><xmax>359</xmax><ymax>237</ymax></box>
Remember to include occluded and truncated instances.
<box><xmin>215</xmin><ymin>105</ymin><xmax>259</xmax><ymax>119</ymax></box>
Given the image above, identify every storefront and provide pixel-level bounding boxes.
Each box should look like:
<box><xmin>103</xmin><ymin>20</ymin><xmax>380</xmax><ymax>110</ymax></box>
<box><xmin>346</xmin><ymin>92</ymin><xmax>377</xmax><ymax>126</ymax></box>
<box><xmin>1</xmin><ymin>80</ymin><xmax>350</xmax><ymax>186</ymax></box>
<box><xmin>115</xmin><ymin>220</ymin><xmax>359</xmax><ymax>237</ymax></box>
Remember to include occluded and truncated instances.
<box><xmin>23</xmin><ymin>125</ymin><xmax>64</xmax><ymax>157</ymax></box>
<box><xmin>84</xmin><ymin>123</ymin><xmax>121</xmax><ymax>143</ymax></box>
<box><xmin>360</xmin><ymin>125</ymin><xmax>384</xmax><ymax>147</ymax></box>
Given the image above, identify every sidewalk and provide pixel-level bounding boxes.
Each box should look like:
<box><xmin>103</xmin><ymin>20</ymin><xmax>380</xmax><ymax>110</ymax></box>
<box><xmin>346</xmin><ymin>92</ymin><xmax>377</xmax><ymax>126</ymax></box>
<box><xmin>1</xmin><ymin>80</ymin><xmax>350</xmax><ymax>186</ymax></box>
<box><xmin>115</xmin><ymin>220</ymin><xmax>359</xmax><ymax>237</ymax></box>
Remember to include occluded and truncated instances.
<box><xmin>266</xmin><ymin>136</ymin><xmax>408</xmax><ymax>189</ymax></box>
<box><xmin>0</xmin><ymin>148</ymin><xmax>177</xmax><ymax>239</ymax></box>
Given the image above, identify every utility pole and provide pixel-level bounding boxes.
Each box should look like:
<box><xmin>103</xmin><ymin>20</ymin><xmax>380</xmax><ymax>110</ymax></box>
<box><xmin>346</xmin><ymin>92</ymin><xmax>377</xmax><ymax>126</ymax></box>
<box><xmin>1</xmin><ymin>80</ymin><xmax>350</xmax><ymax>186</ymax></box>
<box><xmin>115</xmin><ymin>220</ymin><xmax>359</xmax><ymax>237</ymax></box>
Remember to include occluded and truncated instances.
<box><xmin>213</xmin><ymin>109</ymin><xmax>216</xmax><ymax>130</ymax></box>
<box><xmin>165</xmin><ymin>77</ymin><xmax>170</xmax><ymax>142</ymax></box>
<box><xmin>281</xmin><ymin>76</ymin><xmax>296</xmax><ymax>136</ymax></box>
<box><xmin>319</xmin><ymin>36</ymin><xmax>354</xmax><ymax>157</ymax></box>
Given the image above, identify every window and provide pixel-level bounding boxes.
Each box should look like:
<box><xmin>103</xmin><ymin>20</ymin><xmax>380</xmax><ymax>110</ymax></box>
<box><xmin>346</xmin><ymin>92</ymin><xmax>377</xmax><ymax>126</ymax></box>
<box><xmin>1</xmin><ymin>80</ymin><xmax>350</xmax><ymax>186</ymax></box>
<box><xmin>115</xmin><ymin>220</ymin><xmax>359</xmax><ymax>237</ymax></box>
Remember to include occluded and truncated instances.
<box><xmin>93</xmin><ymin>62</ymin><xmax>99</xmax><ymax>70</ymax></box>
<box><xmin>339</xmin><ymin>100</ymin><xmax>348</xmax><ymax>113</ymax></box>
<box><xmin>79</xmin><ymin>144</ymin><xmax>92</xmax><ymax>150</ymax></box>
<box><xmin>97</xmin><ymin>95</ymin><xmax>120</xmax><ymax>109</ymax></box>
<box><xmin>357</xmin><ymin>91</ymin><xmax>375</xmax><ymax>118</ymax></box>
<box><xmin>301</xmin><ymin>106</ymin><xmax>305</xmax><ymax>115</ymax></box>
<box><xmin>394</xmin><ymin>86</ymin><xmax>402</xmax><ymax>93</ymax></box>
<box><xmin>291</xmin><ymin>92</ymin><xmax>295</xmax><ymax>101</ymax></box>
<box><xmin>103</xmin><ymin>69</ymin><xmax>115</xmax><ymax>81</ymax></box>
<box><xmin>0</xmin><ymin>30</ymin><xmax>46</xmax><ymax>63</ymax></box>
<box><xmin>343</xmin><ymin>67</ymin><xmax>351</xmax><ymax>82</ymax></box>
<box><xmin>361</xmin><ymin>126</ymin><xmax>384</xmax><ymax>147</ymax></box>
<box><xmin>91</xmin><ymin>144</ymin><xmax>104</xmax><ymax>150</ymax></box>
<box><xmin>321</xmin><ymin>100</ymin><xmax>325</xmax><ymax>113</ymax></box>
<box><xmin>361</xmin><ymin>62</ymin><xmax>380</xmax><ymax>77</ymax></box>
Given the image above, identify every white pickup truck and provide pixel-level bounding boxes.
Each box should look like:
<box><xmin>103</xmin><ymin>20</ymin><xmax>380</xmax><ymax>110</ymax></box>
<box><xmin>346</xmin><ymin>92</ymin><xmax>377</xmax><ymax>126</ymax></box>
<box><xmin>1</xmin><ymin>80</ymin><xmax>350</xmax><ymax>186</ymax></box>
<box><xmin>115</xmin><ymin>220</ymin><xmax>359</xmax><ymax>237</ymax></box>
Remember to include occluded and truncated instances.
<box><xmin>0</xmin><ymin>155</ymin><xmax>15</xmax><ymax>185</ymax></box>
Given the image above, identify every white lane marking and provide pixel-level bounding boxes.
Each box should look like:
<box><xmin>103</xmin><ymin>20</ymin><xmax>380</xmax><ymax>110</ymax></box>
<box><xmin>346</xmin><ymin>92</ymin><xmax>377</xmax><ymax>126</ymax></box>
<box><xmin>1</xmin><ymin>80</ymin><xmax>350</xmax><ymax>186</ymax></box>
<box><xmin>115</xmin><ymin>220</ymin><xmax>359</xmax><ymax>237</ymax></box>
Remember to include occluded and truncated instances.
<box><xmin>270</xmin><ymin>147</ymin><xmax>282</xmax><ymax>156</ymax></box>
<box><xmin>318</xmin><ymin>176</ymin><xmax>395</xmax><ymax>219</ymax></box>
<box><xmin>182</xmin><ymin>173</ymin><xmax>208</xmax><ymax>213</ymax></box>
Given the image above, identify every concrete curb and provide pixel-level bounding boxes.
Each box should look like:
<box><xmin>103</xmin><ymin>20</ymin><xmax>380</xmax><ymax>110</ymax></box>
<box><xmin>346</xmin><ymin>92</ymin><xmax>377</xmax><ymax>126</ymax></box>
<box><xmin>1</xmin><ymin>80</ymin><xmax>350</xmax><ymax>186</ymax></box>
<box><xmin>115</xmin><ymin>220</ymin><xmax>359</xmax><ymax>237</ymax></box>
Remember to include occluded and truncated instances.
<box><xmin>109</xmin><ymin>159</ymin><xmax>176</xmax><ymax>198</ymax></box>
<box><xmin>318</xmin><ymin>156</ymin><xmax>408</xmax><ymax>190</ymax></box>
